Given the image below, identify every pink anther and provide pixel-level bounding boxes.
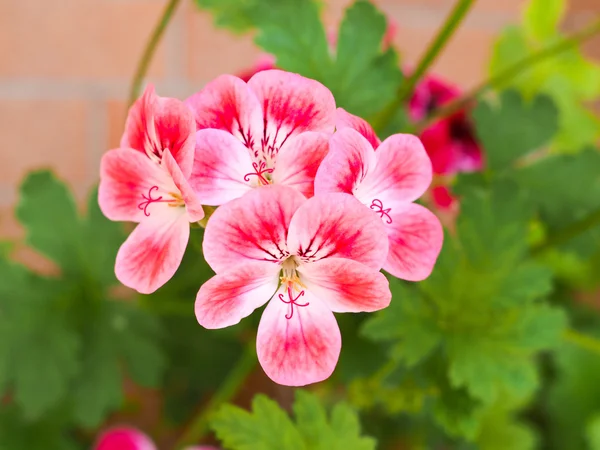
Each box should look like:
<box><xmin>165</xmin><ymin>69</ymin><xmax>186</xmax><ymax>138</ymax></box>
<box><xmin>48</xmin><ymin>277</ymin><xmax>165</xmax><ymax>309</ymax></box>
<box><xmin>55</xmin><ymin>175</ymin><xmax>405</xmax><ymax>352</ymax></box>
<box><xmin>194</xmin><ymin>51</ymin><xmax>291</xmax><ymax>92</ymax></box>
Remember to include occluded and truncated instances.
<box><xmin>138</xmin><ymin>186</ymin><xmax>172</xmax><ymax>217</ymax></box>
<box><xmin>278</xmin><ymin>287</ymin><xmax>309</xmax><ymax>319</ymax></box>
<box><xmin>370</xmin><ymin>198</ymin><xmax>393</xmax><ymax>224</ymax></box>
<box><xmin>243</xmin><ymin>161</ymin><xmax>274</xmax><ymax>185</ymax></box>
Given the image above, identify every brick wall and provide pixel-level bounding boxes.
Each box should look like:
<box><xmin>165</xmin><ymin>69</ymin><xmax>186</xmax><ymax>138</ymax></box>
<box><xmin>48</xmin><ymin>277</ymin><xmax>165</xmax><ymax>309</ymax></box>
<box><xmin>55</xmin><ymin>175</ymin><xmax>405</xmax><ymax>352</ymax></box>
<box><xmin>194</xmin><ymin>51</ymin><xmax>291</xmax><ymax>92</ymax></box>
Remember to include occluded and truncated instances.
<box><xmin>1</xmin><ymin>0</ymin><xmax>598</xmax><ymax>240</ymax></box>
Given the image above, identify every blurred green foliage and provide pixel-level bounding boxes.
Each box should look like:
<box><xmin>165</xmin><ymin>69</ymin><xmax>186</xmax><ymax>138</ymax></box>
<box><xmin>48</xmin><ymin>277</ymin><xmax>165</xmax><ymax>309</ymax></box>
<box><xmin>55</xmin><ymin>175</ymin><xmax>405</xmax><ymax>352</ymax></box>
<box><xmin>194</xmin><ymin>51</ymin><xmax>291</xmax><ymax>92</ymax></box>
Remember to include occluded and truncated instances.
<box><xmin>2</xmin><ymin>0</ymin><xmax>600</xmax><ymax>448</ymax></box>
<box><xmin>490</xmin><ymin>0</ymin><xmax>600</xmax><ymax>152</ymax></box>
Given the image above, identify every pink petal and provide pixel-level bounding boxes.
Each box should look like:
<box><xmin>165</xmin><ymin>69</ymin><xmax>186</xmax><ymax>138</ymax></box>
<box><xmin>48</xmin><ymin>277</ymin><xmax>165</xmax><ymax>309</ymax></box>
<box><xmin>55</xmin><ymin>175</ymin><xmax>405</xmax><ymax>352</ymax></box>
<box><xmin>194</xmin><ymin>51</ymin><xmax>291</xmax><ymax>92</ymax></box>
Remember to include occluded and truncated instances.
<box><xmin>203</xmin><ymin>185</ymin><xmax>306</xmax><ymax>273</ymax></box>
<box><xmin>99</xmin><ymin>148</ymin><xmax>175</xmax><ymax>223</ymax></box>
<box><xmin>314</xmin><ymin>128</ymin><xmax>377</xmax><ymax>195</ymax></box>
<box><xmin>196</xmin><ymin>261</ymin><xmax>280</xmax><ymax>329</ymax></box>
<box><xmin>121</xmin><ymin>85</ymin><xmax>195</xmax><ymax>177</ymax></box>
<box><xmin>384</xmin><ymin>203</ymin><xmax>443</xmax><ymax>281</ymax></box>
<box><xmin>257</xmin><ymin>289</ymin><xmax>341</xmax><ymax>386</ymax></box>
<box><xmin>115</xmin><ymin>210</ymin><xmax>189</xmax><ymax>294</ymax></box>
<box><xmin>298</xmin><ymin>258</ymin><xmax>391</xmax><ymax>313</ymax></box>
<box><xmin>247</xmin><ymin>70</ymin><xmax>336</xmax><ymax>152</ymax></box>
<box><xmin>237</xmin><ymin>54</ymin><xmax>276</xmax><ymax>82</ymax></box>
<box><xmin>356</xmin><ymin>133</ymin><xmax>432</xmax><ymax>206</ymax></box>
<box><xmin>162</xmin><ymin>149</ymin><xmax>204</xmax><ymax>222</ymax></box>
<box><xmin>335</xmin><ymin>108</ymin><xmax>381</xmax><ymax>149</ymax></box>
<box><xmin>287</xmin><ymin>192</ymin><xmax>388</xmax><ymax>270</ymax></box>
<box><xmin>271</xmin><ymin>132</ymin><xmax>329</xmax><ymax>198</ymax></box>
<box><xmin>189</xmin><ymin>129</ymin><xmax>255</xmax><ymax>205</ymax></box>
<box><xmin>184</xmin><ymin>75</ymin><xmax>263</xmax><ymax>150</ymax></box>
<box><xmin>94</xmin><ymin>426</ymin><xmax>156</xmax><ymax>450</ymax></box>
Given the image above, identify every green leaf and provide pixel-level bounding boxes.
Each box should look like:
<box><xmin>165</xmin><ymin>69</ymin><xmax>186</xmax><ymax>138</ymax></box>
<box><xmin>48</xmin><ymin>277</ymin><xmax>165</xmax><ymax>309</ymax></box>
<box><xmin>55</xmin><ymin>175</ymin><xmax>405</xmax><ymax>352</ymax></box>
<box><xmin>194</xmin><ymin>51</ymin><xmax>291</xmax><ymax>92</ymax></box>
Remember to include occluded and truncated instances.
<box><xmin>329</xmin><ymin>1</ymin><xmax>402</xmax><ymax>118</ymax></box>
<box><xmin>473</xmin><ymin>90</ymin><xmax>558</xmax><ymax>172</ymax></box>
<box><xmin>212</xmin><ymin>392</ymin><xmax>375</xmax><ymax>450</ymax></box>
<box><xmin>293</xmin><ymin>391</ymin><xmax>376</xmax><ymax>450</ymax></box>
<box><xmin>213</xmin><ymin>395</ymin><xmax>305</xmax><ymax>450</ymax></box>
<box><xmin>195</xmin><ymin>0</ymin><xmax>402</xmax><ymax>119</ymax></box>
<box><xmin>0</xmin><ymin>256</ymin><xmax>81</xmax><ymax>419</ymax></box>
<box><xmin>587</xmin><ymin>414</ymin><xmax>600</xmax><ymax>450</ymax></box>
<box><xmin>489</xmin><ymin>2</ymin><xmax>600</xmax><ymax>151</ymax></box>
<box><xmin>16</xmin><ymin>171</ymin><xmax>81</xmax><ymax>274</ymax></box>
<box><xmin>70</xmin><ymin>301</ymin><xmax>165</xmax><ymax>428</ymax></box>
<box><xmin>474</xmin><ymin>395</ymin><xmax>538</xmax><ymax>450</ymax></box>
<box><xmin>2</xmin><ymin>172</ymin><xmax>163</xmax><ymax>426</ymax></box>
<box><xmin>16</xmin><ymin>171</ymin><xmax>125</xmax><ymax>283</ymax></box>
<box><xmin>524</xmin><ymin>0</ymin><xmax>565</xmax><ymax>41</ymax></box>
<box><xmin>0</xmin><ymin>405</ymin><xmax>81</xmax><ymax>450</ymax></box>
<box><xmin>512</xmin><ymin>149</ymin><xmax>600</xmax><ymax>230</ymax></box>
<box><xmin>547</xmin><ymin>335</ymin><xmax>600</xmax><ymax>450</ymax></box>
<box><xmin>363</xmin><ymin>182</ymin><xmax>566</xmax><ymax>407</ymax></box>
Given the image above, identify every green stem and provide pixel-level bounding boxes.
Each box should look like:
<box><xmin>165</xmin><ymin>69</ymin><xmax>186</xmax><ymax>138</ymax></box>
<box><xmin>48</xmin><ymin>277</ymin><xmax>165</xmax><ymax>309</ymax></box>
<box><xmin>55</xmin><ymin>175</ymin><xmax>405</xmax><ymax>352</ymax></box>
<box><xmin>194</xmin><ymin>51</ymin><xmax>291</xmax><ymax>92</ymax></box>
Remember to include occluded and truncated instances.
<box><xmin>372</xmin><ymin>0</ymin><xmax>476</xmax><ymax>132</ymax></box>
<box><xmin>564</xmin><ymin>329</ymin><xmax>600</xmax><ymax>356</ymax></box>
<box><xmin>174</xmin><ymin>342</ymin><xmax>258</xmax><ymax>449</ymax></box>
<box><xmin>414</xmin><ymin>17</ymin><xmax>600</xmax><ymax>133</ymax></box>
<box><xmin>128</xmin><ymin>0</ymin><xmax>181</xmax><ymax>106</ymax></box>
<box><xmin>532</xmin><ymin>207</ymin><xmax>600</xmax><ymax>256</ymax></box>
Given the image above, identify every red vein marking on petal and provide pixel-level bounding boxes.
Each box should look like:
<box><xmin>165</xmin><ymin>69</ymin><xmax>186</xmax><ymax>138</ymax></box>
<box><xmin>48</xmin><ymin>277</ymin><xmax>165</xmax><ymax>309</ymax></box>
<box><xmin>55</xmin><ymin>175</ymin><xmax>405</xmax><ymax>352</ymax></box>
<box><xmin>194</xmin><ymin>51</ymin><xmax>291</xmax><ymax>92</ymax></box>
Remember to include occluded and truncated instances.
<box><xmin>138</xmin><ymin>185</ymin><xmax>181</xmax><ymax>217</ymax></box>
<box><xmin>243</xmin><ymin>161</ymin><xmax>274</xmax><ymax>185</ymax></box>
<box><xmin>278</xmin><ymin>286</ymin><xmax>309</xmax><ymax>320</ymax></box>
<box><xmin>370</xmin><ymin>198</ymin><xmax>393</xmax><ymax>224</ymax></box>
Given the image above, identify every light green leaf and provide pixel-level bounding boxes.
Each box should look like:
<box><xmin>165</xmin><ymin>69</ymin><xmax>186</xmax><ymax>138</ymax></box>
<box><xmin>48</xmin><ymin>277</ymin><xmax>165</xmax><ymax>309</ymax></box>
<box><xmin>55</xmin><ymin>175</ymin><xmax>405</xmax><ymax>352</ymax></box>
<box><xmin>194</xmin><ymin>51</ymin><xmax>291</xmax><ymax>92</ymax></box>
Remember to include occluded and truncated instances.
<box><xmin>212</xmin><ymin>392</ymin><xmax>375</xmax><ymax>450</ymax></box>
<box><xmin>473</xmin><ymin>90</ymin><xmax>558</xmax><ymax>172</ymax></box>
<box><xmin>524</xmin><ymin>0</ymin><xmax>565</xmax><ymax>41</ymax></box>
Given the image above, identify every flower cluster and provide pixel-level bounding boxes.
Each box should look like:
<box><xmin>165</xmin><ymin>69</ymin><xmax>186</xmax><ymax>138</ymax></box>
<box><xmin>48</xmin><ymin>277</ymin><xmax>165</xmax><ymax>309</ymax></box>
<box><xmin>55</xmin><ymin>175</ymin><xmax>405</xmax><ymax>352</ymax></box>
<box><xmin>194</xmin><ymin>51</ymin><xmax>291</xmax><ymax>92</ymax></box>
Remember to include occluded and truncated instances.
<box><xmin>99</xmin><ymin>70</ymin><xmax>443</xmax><ymax>386</ymax></box>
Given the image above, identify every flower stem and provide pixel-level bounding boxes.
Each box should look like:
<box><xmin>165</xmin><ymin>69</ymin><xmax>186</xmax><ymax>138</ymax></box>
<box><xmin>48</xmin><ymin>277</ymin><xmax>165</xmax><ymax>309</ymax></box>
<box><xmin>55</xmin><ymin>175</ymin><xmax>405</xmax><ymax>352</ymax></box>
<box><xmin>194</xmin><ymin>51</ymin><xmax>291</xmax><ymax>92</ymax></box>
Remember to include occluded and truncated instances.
<box><xmin>128</xmin><ymin>0</ymin><xmax>182</xmax><ymax>107</ymax></box>
<box><xmin>414</xmin><ymin>17</ymin><xmax>600</xmax><ymax>133</ymax></box>
<box><xmin>173</xmin><ymin>342</ymin><xmax>258</xmax><ymax>449</ymax></box>
<box><xmin>532</xmin><ymin>207</ymin><xmax>600</xmax><ymax>256</ymax></box>
<box><xmin>372</xmin><ymin>0</ymin><xmax>476</xmax><ymax>132</ymax></box>
<box><xmin>563</xmin><ymin>328</ymin><xmax>600</xmax><ymax>356</ymax></box>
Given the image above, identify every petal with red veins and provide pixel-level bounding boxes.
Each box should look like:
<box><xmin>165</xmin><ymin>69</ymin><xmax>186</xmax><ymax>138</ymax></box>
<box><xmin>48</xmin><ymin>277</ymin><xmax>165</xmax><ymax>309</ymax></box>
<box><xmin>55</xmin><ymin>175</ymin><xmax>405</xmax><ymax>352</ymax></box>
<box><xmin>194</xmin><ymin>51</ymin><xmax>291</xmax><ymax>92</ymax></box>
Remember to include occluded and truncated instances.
<box><xmin>94</xmin><ymin>427</ymin><xmax>156</xmax><ymax>450</ymax></box>
<box><xmin>257</xmin><ymin>289</ymin><xmax>341</xmax><ymax>386</ymax></box>
<box><xmin>195</xmin><ymin>262</ymin><xmax>280</xmax><ymax>329</ymax></box>
<box><xmin>287</xmin><ymin>192</ymin><xmax>388</xmax><ymax>269</ymax></box>
<box><xmin>335</xmin><ymin>108</ymin><xmax>381</xmax><ymax>149</ymax></box>
<box><xmin>384</xmin><ymin>203</ymin><xmax>443</xmax><ymax>281</ymax></box>
<box><xmin>298</xmin><ymin>258</ymin><xmax>391</xmax><ymax>313</ymax></box>
<box><xmin>247</xmin><ymin>70</ymin><xmax>336</xmax><ymax>151</ymax></box>
<box><xmin>184</xmin><ymin>75</ymin><xmax>263</xmax><ymax>149</ymax></box>
<box><xmin>314</xmin><ymin>128</ymin><xmax>376</xmax><ymax>195</ymax></box>
<box><xmin>189</xmin><ymin>129</ymin><xmax>255</xmax><ymax>206</ymax></box>
<box><xmin>115</xmin><ymin>210</ymin><xmax>189</xmax><ymax>294</ymax></box>
<box><xmin>121</xmin><ymin>85</ymin><xmax>195</xmax><ymax>176</ymax></box>
<box><xmin>99</xmin><ymin>148</ymin><xmax>176</xmax><ymax>223</ymax></box>
<box><xmin>357</xmin><ymin>133</ymin><xmax>433</xmax><ymax>205</ymax></box>
<box><xmin>162</xmin><ymin>149</ymin><xmax>204</xmax><ymax>222</ymax></box>
<box><xmin>203</xmin><ymin>185</ymin><xmax>306</xmax><ymax>273</ymax></box>
<box><xmin>271</xmin><ymin>131</ymin><xmax>329</xmax><ymax>198</ymax></box>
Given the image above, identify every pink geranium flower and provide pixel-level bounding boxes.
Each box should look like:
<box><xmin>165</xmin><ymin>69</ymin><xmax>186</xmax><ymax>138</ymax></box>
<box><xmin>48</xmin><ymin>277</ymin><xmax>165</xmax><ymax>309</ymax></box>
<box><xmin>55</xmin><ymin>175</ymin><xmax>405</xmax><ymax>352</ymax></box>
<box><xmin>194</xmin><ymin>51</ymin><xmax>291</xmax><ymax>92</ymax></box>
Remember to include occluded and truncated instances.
<box><xmin>195</xmin><ymin>185</ymin><xmax>391</xmax><ymax>386</ymax></box>
<box><xmin>409</xmin><ymin>75</ymin><xmax>483</xmax><ymax>175</ymax></box>
<box><xmin>185</xmin><ymin>70</ymin><xmax>336</xmax><ymax>204</ymax></box>
<box><xmin>99</xmin><ymin>86</ymin><xmax>204</xmax><ymax>294</ymax></box>
<box><xmin>315</xmin><ymin>109</ymin><xmax>443</xmax><ymax>282</ymax></box>
<box><xmin>94</xmin><ymin>426</ymin><xmax>217</xmax><ymax>450</ymax></box>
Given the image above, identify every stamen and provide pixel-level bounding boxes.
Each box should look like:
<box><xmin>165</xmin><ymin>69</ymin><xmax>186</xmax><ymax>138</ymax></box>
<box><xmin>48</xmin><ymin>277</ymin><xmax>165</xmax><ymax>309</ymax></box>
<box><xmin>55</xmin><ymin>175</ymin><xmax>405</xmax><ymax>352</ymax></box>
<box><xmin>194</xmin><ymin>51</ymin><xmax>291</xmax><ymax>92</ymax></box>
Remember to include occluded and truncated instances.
<box><xmin>243</xmin><ymin>161</ymin><xmax>273</xmax><ymax>186</ymax></box>
<box><xmin>370</xmin><ymin>198</ymin><xmax>393</xmax><ymax>224</ymax></box>
<box><xmin>278</xmin><ymin>286</ymin><xmax>309</xmax><ymax>320</ymax></box>
<box><xmin>138</xmin><ymin>185</ymin><xmax>176</xmax><ymax>217</ymax></box>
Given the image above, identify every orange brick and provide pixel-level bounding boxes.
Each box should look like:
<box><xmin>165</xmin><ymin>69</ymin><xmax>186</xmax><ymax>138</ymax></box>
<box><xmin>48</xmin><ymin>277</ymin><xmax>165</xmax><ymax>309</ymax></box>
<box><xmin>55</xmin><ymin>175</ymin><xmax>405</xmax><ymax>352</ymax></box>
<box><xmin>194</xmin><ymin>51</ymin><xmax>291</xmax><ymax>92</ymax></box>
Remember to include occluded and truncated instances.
<box><xmin>0</xmin><ymin>0</ymin><xmax>165</xmax><ymax>79</ymax></box>
<box><xmin>0</xmin><ymin>100</ymin><xmax>88</xmax><ymax>185</ymax></box>
<box><xmin>107</xmin><ymin>100</ymin><xmax>128</xmax><ymax>150</ymax></box>
<box><xmin>185</xmin><ymin>6</ymin><xmax>265</xmax><ymax>84</ymax></box>
<box><xmin>569</xmin><ymin>0</ymin><xmax>600</xmax><ymax>12</ymax></box>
